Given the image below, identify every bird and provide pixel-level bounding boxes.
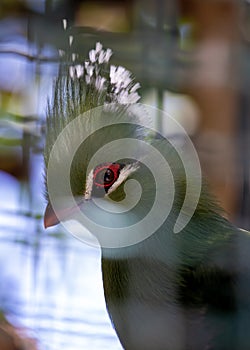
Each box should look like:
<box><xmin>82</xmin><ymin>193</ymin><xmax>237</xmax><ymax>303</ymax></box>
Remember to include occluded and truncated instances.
<box><xmin>43</xmin><ymin>42</ymin><xmax>250</xmax><ymax>350</ymax></box>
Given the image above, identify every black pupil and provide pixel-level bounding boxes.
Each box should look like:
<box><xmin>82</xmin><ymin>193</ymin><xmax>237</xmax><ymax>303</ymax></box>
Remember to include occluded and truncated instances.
<box><xmin>95</xmin><ymin>168</ymin><xmax>115</xmax><ymax>185</ymax></box>
<box><xmin>104</xmin><ymin>169</ymin><xmax>114</xmax><ymax>183</ymax></box>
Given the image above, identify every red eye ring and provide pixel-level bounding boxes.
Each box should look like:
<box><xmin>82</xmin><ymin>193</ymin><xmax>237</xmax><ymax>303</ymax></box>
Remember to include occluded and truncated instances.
<box><xmin>93</xmin><ymin>163</ymin><xmax>121</xmax><ymax>188</ymax></box>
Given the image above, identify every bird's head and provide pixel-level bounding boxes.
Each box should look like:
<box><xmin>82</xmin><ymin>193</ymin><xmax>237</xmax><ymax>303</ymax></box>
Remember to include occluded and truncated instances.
<box><xmin>44</xmin><ymin>41</ymin><xmax>221</xmax><ymax>254</ymax></box>
<box><xmin>43</xmin><ymin>42</ymin><xmax>160</xmax><ymax>248</ymax></box>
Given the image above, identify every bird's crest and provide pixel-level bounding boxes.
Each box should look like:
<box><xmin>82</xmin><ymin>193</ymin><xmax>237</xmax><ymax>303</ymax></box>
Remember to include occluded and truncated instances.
<box><xmin>44</xmin><ymin>41</ymin><xmax>141</xmax><ymax>170</ymax></box>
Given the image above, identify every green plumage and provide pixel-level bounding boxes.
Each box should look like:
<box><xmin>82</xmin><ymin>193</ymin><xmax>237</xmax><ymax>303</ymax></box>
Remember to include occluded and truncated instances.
<box><xmin>44</xmin><ymin>44</ymin><xmax>250</xmax><ymax>350</ymax></box>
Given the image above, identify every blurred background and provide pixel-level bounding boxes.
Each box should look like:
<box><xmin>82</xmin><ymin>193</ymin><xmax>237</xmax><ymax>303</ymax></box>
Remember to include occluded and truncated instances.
<box><xmin>0</xmin><ymin>0</ymin><xmax>249</xmax><ymax>349</ymax></box>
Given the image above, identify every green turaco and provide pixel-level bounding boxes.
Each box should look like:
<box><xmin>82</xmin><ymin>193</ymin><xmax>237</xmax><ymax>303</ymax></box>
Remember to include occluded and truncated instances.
<box><xmin>44</xmin><ymin>42</ymin><xmax>250</xmax><ymax>350</ymax></box>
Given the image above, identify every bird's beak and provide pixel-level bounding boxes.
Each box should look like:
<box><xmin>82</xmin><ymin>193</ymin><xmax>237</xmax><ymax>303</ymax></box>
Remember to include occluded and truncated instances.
<box><xmin>44</xmin><ymin>201</ymin><xmax>83</xmax><ymax>228</ymax></box>
<box><xmin>44</xmin><ymin>203</ymin><xmax>60</xmax><ymax>228</ymax></box>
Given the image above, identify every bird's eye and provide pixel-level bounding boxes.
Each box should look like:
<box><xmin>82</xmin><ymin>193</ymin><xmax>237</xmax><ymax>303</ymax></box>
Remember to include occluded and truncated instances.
<box><xmin>104</xmin><ymin>169</ymin><xmax>114</xmax><ymax>183</ymax></box>
<box><xmin>93</xmin><ymin>163</ymin><xmax>121</xmax><ymax>188</ymax></box>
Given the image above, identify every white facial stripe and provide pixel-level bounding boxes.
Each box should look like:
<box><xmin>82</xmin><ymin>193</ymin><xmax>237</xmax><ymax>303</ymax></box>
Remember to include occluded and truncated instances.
<box><xmin>84</xmin><ymin>169</ymin><xmax>94</xmax><ymax>199</ymax></box>
<box><xmin>106</xmin><ymin>163</ymin><xmax>140</xmax><ymax>196</ymax></box>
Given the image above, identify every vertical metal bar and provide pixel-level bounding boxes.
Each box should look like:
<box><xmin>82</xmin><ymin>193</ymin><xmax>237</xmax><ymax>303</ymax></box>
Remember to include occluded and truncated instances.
<box><xmin>155</xmin><ymin>0</ymin><xmax>179</xmax><ymax>132</ymax></box>
<box><xmin>155</xmin><ymin>0</ymin><xmax>166</xmax><ymax>132</ymax></box>
<box><xmin>239</xmin><ymin>94</ymin><xmax>250</xmax><ymax>229</ymax></box>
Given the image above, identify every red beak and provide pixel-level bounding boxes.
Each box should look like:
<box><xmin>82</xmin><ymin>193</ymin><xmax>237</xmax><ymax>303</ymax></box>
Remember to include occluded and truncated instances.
<box><xmin>44</xmin><ymin>203</ymin><xmax>60</xmax><ymax>228</ymax></box>
<box><xmin>44</xmin><ymin>201</ymin><xmax>85</xmax><ymax>228</ymax></box>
